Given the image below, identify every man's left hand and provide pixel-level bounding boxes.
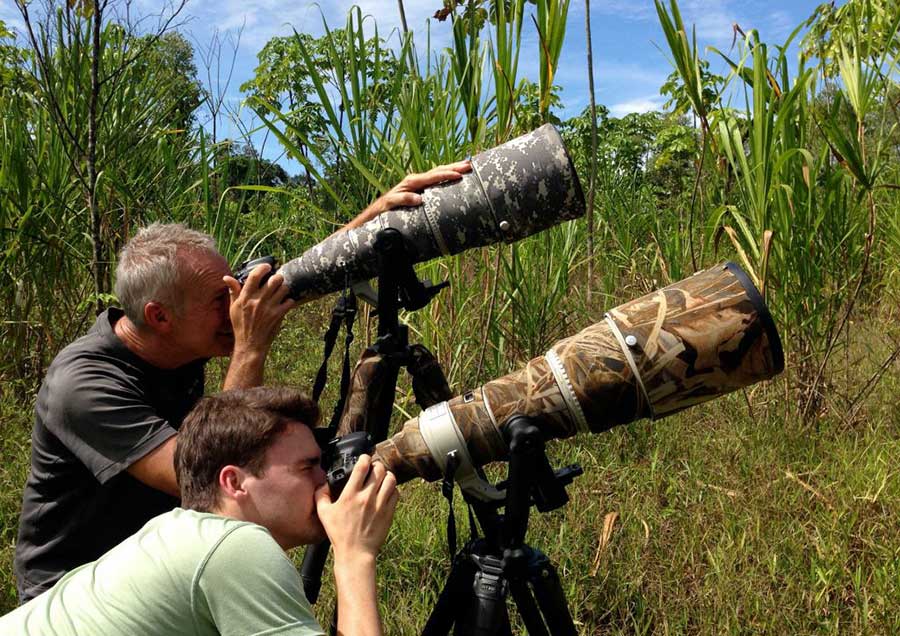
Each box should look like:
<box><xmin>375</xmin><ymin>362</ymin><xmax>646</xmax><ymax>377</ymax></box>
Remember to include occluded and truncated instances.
<box><xmin>344</xmin><ymin>160</ymin><xmax>473</xmax><ymax>231</ymax></box>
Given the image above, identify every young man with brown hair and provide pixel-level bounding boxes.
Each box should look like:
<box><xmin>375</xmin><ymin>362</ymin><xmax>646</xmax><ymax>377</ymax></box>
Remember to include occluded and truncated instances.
<box><xmin>2</xmin><ymin>386</ymin><xmax>398</xmax><ymax>635</ymax></box>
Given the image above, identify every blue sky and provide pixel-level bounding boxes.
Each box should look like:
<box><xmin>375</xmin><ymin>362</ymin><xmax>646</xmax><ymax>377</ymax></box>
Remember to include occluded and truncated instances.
<box><xmin>1</xmin><ymin>0</ymin><xmax>833</xmax><ymax>172</ymax></box>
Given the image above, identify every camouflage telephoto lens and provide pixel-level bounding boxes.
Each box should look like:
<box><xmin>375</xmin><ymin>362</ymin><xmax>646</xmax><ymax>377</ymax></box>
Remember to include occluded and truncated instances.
<box><xmin>372</xmin><ymin>262</ymin><xmax>785</xmax><ymax>494</ymax></box>
<box><xmin>279</xmin><ymin>124</ymin><xmax>585</xmax><ymax>303</ymax></box>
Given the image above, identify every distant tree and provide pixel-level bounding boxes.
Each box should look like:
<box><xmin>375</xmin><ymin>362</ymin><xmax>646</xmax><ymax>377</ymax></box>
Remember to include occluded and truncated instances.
<box><xmin>240</xmin><ymin>34</ymin><xmax>327</xmax><ymax>195</ymax></box>
<box><xmin>801</xmin><ymin>0</ymin><xmax>900</xmax><ymax>77</ymax></box>
<box><xmin>514</xmin><ymin>78</ymin><xmax>562</xmax><ymax>132</ymax></box>
<box><xmin>659</xmin><ymin>59</ymin><xmax>723</xmax><ymax>126</ymax></box>
<box><xmin>563</xmin><ymin>106</ymin><xmax>696</xmax><ymax>201</ymax></box>
<box><xmin>0</xmin><ymin>21</ymin><xmax>34</xmax><ymax>94</ymax></box>
<box><xmin>137</xmin><ymin>31</ymin><xmax>202</xmax><ymax>130</ymax></box>
<box><xmin>216</xmin><ymin>142</ymin><xmax>291</xmax><ymax>214</ymax></box>
<box><xmin>220</xmin><ymin>142</ymin><xmax>290</xmax><ymax>189</ymax></box>
<box><xmin>15</xmin><ymin>0</ymin><xmax>189</xmax><ymax>309</ymax></box>
<box><xmin>242</xmin><ymin>27</ymin><xmax>400</xmax><ymax>199</ymax></box>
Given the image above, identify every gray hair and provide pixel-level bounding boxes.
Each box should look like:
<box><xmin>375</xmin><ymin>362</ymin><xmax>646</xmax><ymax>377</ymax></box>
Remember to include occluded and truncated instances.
<box><xmin>115</xmin><ymin>223</ymin><xmax>218</xmax><ymax>327</ymax></box>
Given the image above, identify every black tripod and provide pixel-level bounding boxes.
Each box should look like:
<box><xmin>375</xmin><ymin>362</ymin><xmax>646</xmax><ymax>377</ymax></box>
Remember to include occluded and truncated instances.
<box><xmin>301</xmin><ymin>227</ymin><xmax>453</xmax><ymax>604</ymax></box>
<box><xmin>423</xmin><ymin>416</ymin><xmax>582</xmax><ymax>636</ymax></box>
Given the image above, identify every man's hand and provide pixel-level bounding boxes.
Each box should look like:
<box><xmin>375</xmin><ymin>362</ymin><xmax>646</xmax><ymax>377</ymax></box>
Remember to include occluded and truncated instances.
<box><xmin>315</xmin><ymin>455</ymin><xmax>397</xmax><ymax>636</ymax></box>
<box><xmin>315</xmin><ymin>454</ymin><xmax>398</xmax><ymax>561</ymax></box>
<box><xmin>343</xmin><ymin>160</ymin><xmax>473</xmax><ymax>231</ymax></box>
<box><xmin>222</xmin><ymin>264</ymin><xmax>295</xmax><ymax>389</ymax></box>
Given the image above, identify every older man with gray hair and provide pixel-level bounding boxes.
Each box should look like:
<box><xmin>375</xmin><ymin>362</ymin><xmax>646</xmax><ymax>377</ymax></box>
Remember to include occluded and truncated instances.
<box><xmin>13</xmin><ymin>162</ymin><xmax>471</xmax><ymax>602</ymax></box>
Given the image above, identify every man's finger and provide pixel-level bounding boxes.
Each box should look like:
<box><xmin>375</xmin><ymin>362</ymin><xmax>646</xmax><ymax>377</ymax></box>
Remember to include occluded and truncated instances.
<box><xmin>223</xmin><ymin>275</ymin><xmax>241</xmax><ymax>298</ymax></box>
<box><xmin>262</xmin><ymin>272</ymin><xmax>286</xmax><ymax>300</ymax></box>
<box><xmin>344</xmin><ymin>454</ymin><xmax>372</xmax><ymax>493</ymax></box>
<box><xmin>244</xmin><ymin>263</ymin><xmax>273</xmax><ymax>291</ymax></box>
<box><xmin>382</xmin><ymin>191</ymin><xmax>423</xmax><ymax>209</ymax></box>
<box><xmin>314</xmin><ymin>483</ymin><xmax>333</xmax><ymax>508</ymax></box>
<box><xmin>435</xmin><ymin>160</ymin><xmax>472</xmax><ymax>173</ymax></box>
<box><xmin>403</xmin><ymin>169</ymin><xmax>466</xmax><ymax>191</ymax></box>
<box><xmin>365</xmin><ymin>461</ymin><xmax>387</xmax><ymax>491</ymax></box>
<box><xmin>272</xmin><ymin>280</ymin><xmax>293</xmax><ymax>304</ymax></box>
<box><xmin>375</xmin><ymin>471</ymin><xmax>397</xmax><ymax>509</ymax></box>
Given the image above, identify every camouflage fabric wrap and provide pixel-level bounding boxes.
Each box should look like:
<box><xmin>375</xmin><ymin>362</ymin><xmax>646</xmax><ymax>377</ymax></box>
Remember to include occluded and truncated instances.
<box><xmin>279</xmin><ymin>124</ymin><xmax>585</xmax><ymax>303</ymax></box>
<box><xmin>374</xmin><ymin>262</ymin><xmax>784</xmax><ymax>485</ymax></box>
<box><xmin>335</xmin><ymin>350</ymin><xmax>397</xmax><ymax>437</ymax></box>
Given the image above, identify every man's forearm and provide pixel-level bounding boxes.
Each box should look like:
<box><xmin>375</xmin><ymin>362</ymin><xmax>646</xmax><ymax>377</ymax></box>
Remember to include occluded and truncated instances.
<box><xmin>222</xmin><ymin>348</ymin><xmax>266</xmax><ymax>390</ymax></box>
<box><xmin>334</xmin><ymin>555</ymin><xmax>383</xmax><ymax>636</ymax></box>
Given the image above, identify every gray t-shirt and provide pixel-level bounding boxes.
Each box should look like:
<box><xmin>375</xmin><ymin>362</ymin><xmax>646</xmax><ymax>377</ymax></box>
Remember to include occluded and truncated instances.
<box><xmin>14</xmin><ymin>308</ymin><xmax>205</xmax><ymax>601</ymax></box>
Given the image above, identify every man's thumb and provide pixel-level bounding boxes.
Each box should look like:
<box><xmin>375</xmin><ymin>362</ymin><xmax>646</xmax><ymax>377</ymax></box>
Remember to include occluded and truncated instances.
<box><xmin>314</xmin><ymin>484</ymin><xmax>333</xmax><ymax>509</ymax></box>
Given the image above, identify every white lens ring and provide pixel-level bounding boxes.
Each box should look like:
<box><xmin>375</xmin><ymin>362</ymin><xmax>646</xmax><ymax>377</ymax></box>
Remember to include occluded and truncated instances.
<box><xmin>544</xmin><ymin>349</ymin><xmax>590</xmax><ymax>434</ymax></box>
<box><xmin>421</xmin><ymin>192</ymin><xmax>451</xmax><ymax>257</ymax></box>
<box><xmin>418</xmin><ymin>402</ymin><xmax>505</xmax><ymax>502</ymax></box>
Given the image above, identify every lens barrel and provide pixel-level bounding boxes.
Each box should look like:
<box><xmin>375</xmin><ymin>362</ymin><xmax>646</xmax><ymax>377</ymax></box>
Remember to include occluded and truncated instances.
<box><xmin>373</xmin><ymin>262</ymin><xmax>784</xmax><ymax>487</ymax></box>
<box><xmin>279</xmin><ymin>124</ymin><xmax>585</xmax><ymax>303</ymax></box>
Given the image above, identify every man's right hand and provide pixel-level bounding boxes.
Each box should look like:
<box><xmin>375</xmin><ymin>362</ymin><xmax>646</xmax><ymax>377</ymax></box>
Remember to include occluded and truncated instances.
<box><xmin>315</xmin><ymin>454</ymin><xmax>398</xmax><ymax>561</ymax></box>
<box><xmin>315</xmin><ymin>455</ymin><xmax>397</xmax><ymax>636</ymax></box>
<box><xmin>222</xmin><ymin>264</ymin><xmax>295</xmax><ymax>390</ymax></box>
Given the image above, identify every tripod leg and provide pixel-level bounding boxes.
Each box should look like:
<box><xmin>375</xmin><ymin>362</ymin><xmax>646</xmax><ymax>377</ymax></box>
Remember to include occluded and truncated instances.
<box><xmin>507</xmin><ymin>579</ymin><xmax>550</xmax><ymax>636</ymax></box>
<box><xmin>422</xmin><ymin>556</ymin><xmax>476</xmax><ymax>636</ymax></box>
<box><xmin>455</xmin><ymin>557</ymin><xmax>511</xmax><ymax>636</ymax></box>
<box><xmin>528</xmin><ymin>554</ymin><xmax>578</xmax><ymax>636</ymax></box>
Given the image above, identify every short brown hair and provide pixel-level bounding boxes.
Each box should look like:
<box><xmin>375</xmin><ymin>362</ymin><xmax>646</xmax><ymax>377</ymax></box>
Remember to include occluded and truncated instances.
<box><xmin>175</xmin><ymin>387</ymin><xmax>320</xmax><ymax>512</ymax></box>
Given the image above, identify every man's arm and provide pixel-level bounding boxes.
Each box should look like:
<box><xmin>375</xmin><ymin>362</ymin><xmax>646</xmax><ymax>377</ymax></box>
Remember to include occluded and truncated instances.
<box><xmin>126</xmin><ymin>436</ymin><xmax>179</xmax><ymax>496</ymax></box>
<box><xmin>337</xmin><ymin>161</ymin><xmax>472</xmax><ymax>234</ymax></box>
<box><xmin>315</xmin><ymin>455</ymin><xmax>399</xmax><ymax>636</ymax></box>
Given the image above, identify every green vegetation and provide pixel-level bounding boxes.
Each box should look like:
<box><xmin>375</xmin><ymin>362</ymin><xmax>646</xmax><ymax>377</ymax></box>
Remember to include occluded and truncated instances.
<box><xmin>1</xmin><ymin>0</ymin><xmax>898</xmax><ymax>632</ymax></box>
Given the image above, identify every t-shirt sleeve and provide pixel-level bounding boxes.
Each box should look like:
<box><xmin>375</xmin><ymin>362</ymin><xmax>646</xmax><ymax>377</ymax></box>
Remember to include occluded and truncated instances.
<box><xmin>43</xmin><ymin>358</ymin><xmax>177</xmax><ymax>484</ymax></box>
<box><xmin>194</xmin><ymin>525</ymin><xmax>325</xmax><ymax>636</ymax></box>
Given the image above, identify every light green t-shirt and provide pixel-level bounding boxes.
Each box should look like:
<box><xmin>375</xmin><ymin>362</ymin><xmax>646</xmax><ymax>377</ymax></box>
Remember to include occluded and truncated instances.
<box><xmin>1</xmin><ymin>508</ymin><xmax>324</xmax><ymax>636</ymax></box>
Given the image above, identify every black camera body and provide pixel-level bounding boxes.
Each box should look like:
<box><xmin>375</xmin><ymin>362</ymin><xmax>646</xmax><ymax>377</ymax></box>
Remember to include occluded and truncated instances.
<box><xmin>233</xmin><ymin>255</ymin><xmax>279</xmax><ymax>287</ymax></box>
<box><xmin>324</xmin><ymin>431</ymin><xmax>375</xmax><ymax>498</ymax></box>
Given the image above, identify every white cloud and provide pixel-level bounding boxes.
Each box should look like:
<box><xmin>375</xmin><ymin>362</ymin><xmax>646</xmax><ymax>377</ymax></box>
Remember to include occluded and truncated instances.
<box><xmin>183</xmin><ymin>0</ymin><xmax>453</xmax><ymax>52</ymax></box>
<box><xmin>609</xmin><ymin>96</ymin><xmax>665</xmax><ymax>117</ymax></box>
<box><xmin>766</xmin><ymin>10</ymin><xmax>794</xmax><ymax>40</ymax></box>
<box><xmin>596</xmin><ymin>61</ymin><xmax>669</xmax><ymax>87</ymax></box>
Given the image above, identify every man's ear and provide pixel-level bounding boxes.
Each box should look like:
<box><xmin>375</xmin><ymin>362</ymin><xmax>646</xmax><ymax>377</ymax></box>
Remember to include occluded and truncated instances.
<box><xmin>218</xmin><ymin>465</ymin><xmax>249</xmax><ymax>501</ymax></box>
<box><xmin>143</xmin><ymin>301</ymin><xmax>173</xmax><ymax>333</ymax></box>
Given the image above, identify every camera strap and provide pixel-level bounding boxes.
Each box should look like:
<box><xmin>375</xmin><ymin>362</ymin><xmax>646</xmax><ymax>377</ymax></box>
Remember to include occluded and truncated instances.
<box><xmin>441</xmin><ymin>452</ymin><xmax>460</xmax><ymax>558</ymax></box>
<box><xmin>312</xmin><ymin>288</ymin><xmax>357</xmax><ymax>435</ymax></box>
<box><xmin>441</xmin><ymin>452</ymin><xmax>481</xmax><ymax>559</ymax></box>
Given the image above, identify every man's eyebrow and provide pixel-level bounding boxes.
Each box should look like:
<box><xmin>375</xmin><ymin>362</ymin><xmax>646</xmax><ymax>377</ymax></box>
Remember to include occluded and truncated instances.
<box><xmin>296</xmin><ymin>455</ymin><xmax>321</xmax><ymax>467</ymax></box>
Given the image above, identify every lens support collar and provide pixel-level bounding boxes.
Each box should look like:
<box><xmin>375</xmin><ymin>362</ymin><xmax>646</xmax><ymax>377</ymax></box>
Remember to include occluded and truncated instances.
<box><xmin>418</xmin><ymin>401</ymin><xmax>506</xmax><ymax>502</ymax></box>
